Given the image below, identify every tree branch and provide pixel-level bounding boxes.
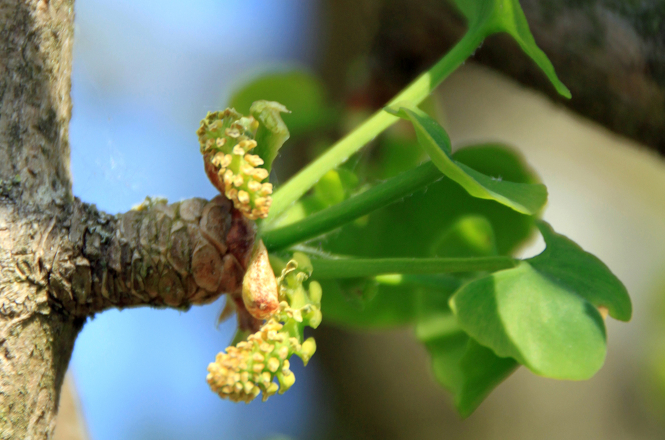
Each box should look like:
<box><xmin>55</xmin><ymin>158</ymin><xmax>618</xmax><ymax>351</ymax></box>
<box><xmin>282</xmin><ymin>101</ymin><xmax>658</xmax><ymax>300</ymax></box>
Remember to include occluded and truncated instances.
<box><xmin>1</xmin><ymin>190</ymin><xmax>259</xmax><ymax>438</ymax></box>
<box><xmin>1</xmin><ymin>191</ymin><xmax>258</xmax><ymax>437</ymax></box>
<box><xmin>46</xmin><ymin>196</ymin><xmax>256</xmax><ymax>318</ymax></box>
<box><xmin>0</xmin><ymin>1</ymin><xmax>259</xmax><ymax>437</ymax></box>
<box><xmin>367</xmin><ymin>0</ymin><xmax>665</xmax><ymax>154</ymax></box>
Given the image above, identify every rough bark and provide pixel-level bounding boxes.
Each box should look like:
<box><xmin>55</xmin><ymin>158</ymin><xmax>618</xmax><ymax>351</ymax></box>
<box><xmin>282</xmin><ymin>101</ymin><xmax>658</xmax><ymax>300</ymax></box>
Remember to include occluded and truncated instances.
<box><xmin>0</xmin><ymin>0</ymin><xmax>73</xmax><ymax>207</ymax></box>
<box><xmin>365</xmin><ymin>0</ymin><xmax>665</xmax><ymax>154</ymax></box>
<box><xmin>0</xmin><ymin>1</ymin><xmax>257</xmax><ymax>438</ymax></box>
<box><xmin>0</xmin><ymin>1</ymin><xmax>76</xmax><ymax>437</ymax></box>
<box><xmin>44</xmin><ymin>196</ymin><xmax>255</xmax><ymax>317</ymax></box>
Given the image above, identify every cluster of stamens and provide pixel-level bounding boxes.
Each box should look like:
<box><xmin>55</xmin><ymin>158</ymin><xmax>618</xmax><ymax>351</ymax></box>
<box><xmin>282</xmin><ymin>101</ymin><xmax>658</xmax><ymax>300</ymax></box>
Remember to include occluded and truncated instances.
<box><xmin>207</xmin><ymin>254</ymin><xmax>321</xmax><ymax>403</ymax></box>
<box><xmin>206</xmin><ymin>319</ymin><xmax>316</xmax><ymax>403</ymax></box>
<box><xmin>197</xmin><ymin>110</ymin><xmax>273</xmax><ymax>220</ymax></box>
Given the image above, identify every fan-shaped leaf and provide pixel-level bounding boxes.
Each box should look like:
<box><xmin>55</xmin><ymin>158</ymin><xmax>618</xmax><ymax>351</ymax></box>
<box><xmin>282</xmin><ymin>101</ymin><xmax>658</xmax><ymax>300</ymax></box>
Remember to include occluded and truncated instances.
<box><xmin>387</xmin><ymin>103</ymin><xmax>547</xmax><ymax>215</ymax></box>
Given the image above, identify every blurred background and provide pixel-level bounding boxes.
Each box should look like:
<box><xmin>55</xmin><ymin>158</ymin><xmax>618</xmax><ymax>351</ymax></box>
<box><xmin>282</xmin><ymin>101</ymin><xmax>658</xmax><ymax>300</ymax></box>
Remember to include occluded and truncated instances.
<box><xmin>58</xmin><ymin>0</ymin><xmax>665</xmax><ymax>439</ymax></box>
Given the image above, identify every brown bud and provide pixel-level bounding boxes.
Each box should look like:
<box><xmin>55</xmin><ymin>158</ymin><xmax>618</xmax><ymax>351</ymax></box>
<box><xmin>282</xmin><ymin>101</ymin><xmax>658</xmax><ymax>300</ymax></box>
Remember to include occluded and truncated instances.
<box><xmin>242</xmin><ymin>240</ymin><xmax>279</xmax><ymax>320</ymax></box>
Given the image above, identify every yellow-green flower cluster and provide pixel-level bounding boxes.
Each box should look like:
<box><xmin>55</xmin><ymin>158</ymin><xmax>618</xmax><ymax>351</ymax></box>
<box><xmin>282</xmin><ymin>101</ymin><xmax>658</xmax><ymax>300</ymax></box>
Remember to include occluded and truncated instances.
<box><xmin>275</xmin><ymin>260</ymin><xmax>322</xmax><ymax>329</ymax></box>
<box><xmin>197</xmin><ymin>109</ymin><xmax>273</xmax><ymax>220</ymax></box>
<box><xmin>207</xmin><ymin>254</ymin><xmax>322</xmax><ymax>403</ymax></box>
<box><xmin>206</xmin><ymin>319</ymin><xmax>315</xmax><ymax>403</ymax></box>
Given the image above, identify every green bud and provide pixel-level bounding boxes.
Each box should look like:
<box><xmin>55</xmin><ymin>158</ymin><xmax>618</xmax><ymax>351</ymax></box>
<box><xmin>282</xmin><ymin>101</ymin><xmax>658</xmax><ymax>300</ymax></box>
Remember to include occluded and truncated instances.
<box><xmin>277</xmin><ymin>370</ymin><xmax>296</xmax><ymax>392</ymax></box>
<box><xmin>299</xmin><ymin>337</ymin><xmax>317</xmax><ymax>366</ymax></box>
<box><xmin>292</xmin><ymin>252</ymin><xmax>313</xmax><ymax>275</ymax></box>
<box><xmin>306</xmin><ymin>308</ymin><xmax>322</xmax><ymax>329</ymax></box>
<box><xmin>309</xmin><ymin>281</ymin><xmax>322</xmax><ymax>306</ymax></box>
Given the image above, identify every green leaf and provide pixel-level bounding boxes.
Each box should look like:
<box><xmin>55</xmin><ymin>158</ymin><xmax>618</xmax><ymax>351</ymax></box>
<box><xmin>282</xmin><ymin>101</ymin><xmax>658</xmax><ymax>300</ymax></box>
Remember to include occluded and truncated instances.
<box><xmin>320</xmin><ymin>274</ymin><xmax>462</xmax><ymax>329</ymax></box>
<box><xmin>321</xmin><ymin>143</ymin><xmax>538</xmax><ymax>259</ymax></box>
<box><xmin>249</xmin><ymin>100</ymin><xmax>290</xmax><ymax>173</ymax></box>
<box><xmin>454</xmin><ymin>339</ymin><xmax>519</xmax><ymax>416</ymax></box>
<box><xmin>387</xmin><ymin>104</ymin><xmax>547</xmax><ymax>215</ymax></box>
<box><xmin>371</xmin><ymin>127</ymin><xmax>429</xmax><ymax>180</ymax></box>
<box><xmin>315</xmin><ymin>144</ymin><xmax>540</xmax><ymax>329</ymax></box>
<box><xmin>320</xmin><ymin>279</ymin><xmax>416</xmax><ymax>328</ymax></box>
<box><xmin>530</xmin><ymin>221</ymin><xmax>632</xmax><ymax>322</ymax></box>
<box><xmin>313</xmin><ymin>169</ymin><xmax>359</xmax><ymax>208</ymax></box>
<box><xmin>262</xmin><ymin>160</ymin><xmax>444</xmax><ymax>251</ymax></box>
<box><xmin>420</xmin><ymin>321</ymin><xmax>469</xmax><ymax>392</ymax></box>
<box><xmin>450</xmin><ymin>221</ymin><xmax>632</xmax><ymax>380</ymax></box>
<box><xmin>451</xmin><ymin>262</ymin><xmax>607</xmax><ymax>380</ymax></box>
<box><xmin>431</xmin><ymin>215</ymin><xmax>497</xmax><ymax>258</ymax></box>
<box><xmin>415</xmin><ymin>296</ymin><xmax>518</xmax><ymax>417</ymax></box>
<box><xmin>453</xmin><ymin>0</ymin><xmax>571</xmax><ymax>98</ymax></box>
<box><xmin>228</xmin><ymin>70</ymin><xmax>335</xmax><ymax>138</ymax></box>
<box><xmin>268</xmin><ymin>196</ymin><xmax>327</xmax><ymax>229</ymax></box>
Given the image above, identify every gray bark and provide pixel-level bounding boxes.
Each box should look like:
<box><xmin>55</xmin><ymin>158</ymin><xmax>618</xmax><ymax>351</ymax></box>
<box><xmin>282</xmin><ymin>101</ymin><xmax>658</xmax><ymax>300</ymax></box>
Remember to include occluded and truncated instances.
<box><xmin>0</xmin><ymin>1</ymin><xmax>256</xmax><ymax>438</ymax></box>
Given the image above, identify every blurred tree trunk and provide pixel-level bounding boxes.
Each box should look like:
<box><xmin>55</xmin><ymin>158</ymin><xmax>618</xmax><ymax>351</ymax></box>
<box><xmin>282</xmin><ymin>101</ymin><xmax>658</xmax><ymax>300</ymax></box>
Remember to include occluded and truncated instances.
<box><xmin>53</xmin><ymin>374</ymin><xmax>89</xmax><ymax>440</ymax></box>
<box><xmin>322</xmin><ymin>0</ymin><xmax>665</xmax><ymax>155</ymax></box>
